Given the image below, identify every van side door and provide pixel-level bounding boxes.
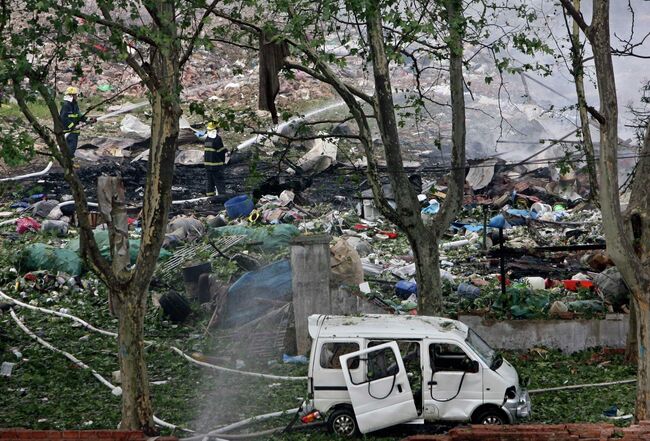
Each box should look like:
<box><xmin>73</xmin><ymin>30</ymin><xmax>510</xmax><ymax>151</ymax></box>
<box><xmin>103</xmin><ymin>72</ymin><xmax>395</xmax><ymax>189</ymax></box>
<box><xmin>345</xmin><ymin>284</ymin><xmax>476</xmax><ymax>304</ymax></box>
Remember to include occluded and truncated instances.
<box><xmin>423</xmin><ymin>341</ymin><xmax>483</xmax><ymax>421</ymax></box>
<box><xmin>340</xmin><ymin>341</ymin><xmax>418</xmax><ymax>434</ymax></box>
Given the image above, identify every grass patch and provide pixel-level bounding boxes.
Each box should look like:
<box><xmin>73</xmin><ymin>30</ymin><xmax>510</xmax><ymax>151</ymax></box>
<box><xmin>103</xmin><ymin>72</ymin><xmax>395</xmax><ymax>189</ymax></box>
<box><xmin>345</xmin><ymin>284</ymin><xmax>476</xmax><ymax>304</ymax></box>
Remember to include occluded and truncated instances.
<box><xmin>0</xmin><ymin>102</ymin><xmax>52</xmax><ymax>121</ymax></box>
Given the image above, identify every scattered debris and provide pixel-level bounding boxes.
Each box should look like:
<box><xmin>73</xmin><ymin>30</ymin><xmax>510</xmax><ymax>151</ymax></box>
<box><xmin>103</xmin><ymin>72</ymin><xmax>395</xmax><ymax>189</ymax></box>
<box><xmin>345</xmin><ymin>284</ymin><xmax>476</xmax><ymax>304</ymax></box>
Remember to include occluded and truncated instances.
<box><xmin>0</xmin><ymin>362</ymin><xmax>15</xmax><ymax>377</ymax></box>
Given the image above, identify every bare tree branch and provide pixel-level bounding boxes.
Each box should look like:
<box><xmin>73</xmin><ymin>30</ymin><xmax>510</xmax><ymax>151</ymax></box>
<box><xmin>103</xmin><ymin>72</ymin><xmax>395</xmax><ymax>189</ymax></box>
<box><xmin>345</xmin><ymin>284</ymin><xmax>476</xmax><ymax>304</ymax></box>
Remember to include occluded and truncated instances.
<box><xmin>52</xmin><ymin>5</ymin><xmax>158</xmax><ymax>47</ymax></box>
<box><xmin>180</xmin><ymin>0</ymin><xmax>222</xmax><ymax>67</ymax></box>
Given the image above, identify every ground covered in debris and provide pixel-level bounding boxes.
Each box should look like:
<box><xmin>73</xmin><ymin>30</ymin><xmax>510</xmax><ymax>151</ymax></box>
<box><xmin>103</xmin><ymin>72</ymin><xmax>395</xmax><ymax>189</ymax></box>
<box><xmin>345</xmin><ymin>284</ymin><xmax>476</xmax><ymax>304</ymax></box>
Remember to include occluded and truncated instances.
<box><xmin>0</xmin><ymin>159</ymin><xmax>639</xmax><ymax>438</ymax></box>
<box><xmin>0</xmin><ymin>65</ymin><xmax>638</xmax><ymax>439</ymax></box>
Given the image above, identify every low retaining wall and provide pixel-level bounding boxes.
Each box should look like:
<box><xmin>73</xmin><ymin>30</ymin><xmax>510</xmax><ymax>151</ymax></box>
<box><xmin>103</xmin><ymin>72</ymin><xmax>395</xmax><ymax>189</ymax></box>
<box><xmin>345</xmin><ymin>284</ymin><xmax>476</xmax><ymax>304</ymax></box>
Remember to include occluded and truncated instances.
<box><xmin>459</xmin><ymin>314</ymin><xmax>629</xmax><ymax>353</ymax></box>
<box><xmin>0</xmin><ymin>429</ymin><xmax>177</xmax><ymax>441</ymax></box>
<box><xmin>403</xmin><ymin>422</ymin><xmax>650</xmax><ymax>441</ymax></box>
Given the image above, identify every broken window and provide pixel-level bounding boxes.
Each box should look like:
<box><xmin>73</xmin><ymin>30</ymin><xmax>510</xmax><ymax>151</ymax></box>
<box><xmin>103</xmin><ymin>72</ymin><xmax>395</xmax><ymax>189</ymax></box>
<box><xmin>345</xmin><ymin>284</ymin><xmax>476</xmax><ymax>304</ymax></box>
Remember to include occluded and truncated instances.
<box><xmin>368</xmin><ymin>340</ymin><xmax>422</xmax><ymax>414</ymax></box>
<box><xmin>320</xmin><ymin>342</ymin><xmax>359</xmax><ymax>369</ymax></box>
<box><xmin>430</xmin><ymin>343</ymin><xmax>473</xmax><ymax>372</ymax></box>
<box><xmin>346</xmin><ymin>346</ymin><xmax>399</xmax><ymax>384</ymax></box>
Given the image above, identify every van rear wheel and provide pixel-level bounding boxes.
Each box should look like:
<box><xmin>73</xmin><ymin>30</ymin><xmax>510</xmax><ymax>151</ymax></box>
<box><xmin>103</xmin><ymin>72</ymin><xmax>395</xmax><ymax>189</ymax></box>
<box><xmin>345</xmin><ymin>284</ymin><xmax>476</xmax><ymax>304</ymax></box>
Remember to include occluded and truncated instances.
<box><xmin>328</xmin><ymin>408</ymin><xmax>359</xmax><ymax>437</ymax></box>
<box><xmin>473</xmin><ymin>408</ymin><xmax>507</xmax><ymax>425</ymax></box>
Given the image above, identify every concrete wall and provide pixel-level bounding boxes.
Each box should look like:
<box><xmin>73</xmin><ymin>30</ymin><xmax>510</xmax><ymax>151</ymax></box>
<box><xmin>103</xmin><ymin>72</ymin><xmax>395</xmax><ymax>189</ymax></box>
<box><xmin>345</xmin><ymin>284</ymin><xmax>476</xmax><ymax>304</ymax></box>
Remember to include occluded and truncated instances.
<box><xmin>459</xmin><ymin>314</ymin><xmax>629</xmax><ymax>353</ymax></box>
<box><xmin>291</xmin><ymin>234</ymin><xmax>332</xmax><ymax>354</ymax></box>
<box><xmin>291</xmin><ymin>234</ymin><xmax>388</xmax><ymax>354</ymax></box>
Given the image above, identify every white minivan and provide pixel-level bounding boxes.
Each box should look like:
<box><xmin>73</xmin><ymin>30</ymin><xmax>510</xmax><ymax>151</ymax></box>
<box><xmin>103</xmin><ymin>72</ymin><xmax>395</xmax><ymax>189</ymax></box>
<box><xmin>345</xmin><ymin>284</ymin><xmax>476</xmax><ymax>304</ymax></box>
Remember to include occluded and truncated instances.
<box><xmin>303</xmin><ymin>314</ymin><xmax>531</xmax><ymax>437</ymax></box>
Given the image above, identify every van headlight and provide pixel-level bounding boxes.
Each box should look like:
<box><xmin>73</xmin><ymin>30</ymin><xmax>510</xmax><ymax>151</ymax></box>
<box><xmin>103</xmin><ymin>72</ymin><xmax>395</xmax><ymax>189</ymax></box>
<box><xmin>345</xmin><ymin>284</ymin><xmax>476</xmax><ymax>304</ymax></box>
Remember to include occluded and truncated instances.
<box><xmin>505</xmin><ymin>386</ymin><xmax>517</xmax><ymax>400</ymax></box>
<box><xmin>516</xmin><ymin>391</ymin><xmax>531</xmax><ymax>418</ymax></box>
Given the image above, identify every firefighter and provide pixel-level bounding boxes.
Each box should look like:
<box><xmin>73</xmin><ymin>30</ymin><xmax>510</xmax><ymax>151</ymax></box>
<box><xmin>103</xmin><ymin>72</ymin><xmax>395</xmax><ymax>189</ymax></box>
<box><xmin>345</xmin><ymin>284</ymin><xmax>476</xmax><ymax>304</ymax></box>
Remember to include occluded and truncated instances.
<box><xmin>204</xmin><ymin>121</ymin><xmax>228</xmax><ymax>196</ymax></box>
<box><xmin>59</xmin><ymin>86</ymin><xmax>95</xmax><ymax>155</ymax></box>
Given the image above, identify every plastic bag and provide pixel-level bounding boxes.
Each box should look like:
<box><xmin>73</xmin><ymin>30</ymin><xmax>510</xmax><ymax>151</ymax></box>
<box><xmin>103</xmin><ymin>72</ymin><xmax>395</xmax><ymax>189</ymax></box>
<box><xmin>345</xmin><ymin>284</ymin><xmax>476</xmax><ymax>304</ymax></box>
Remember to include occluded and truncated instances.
<box><xmin>330</xmin><ymin>237</ymin><xmax>364</xmax><ymax>286</ymax></box>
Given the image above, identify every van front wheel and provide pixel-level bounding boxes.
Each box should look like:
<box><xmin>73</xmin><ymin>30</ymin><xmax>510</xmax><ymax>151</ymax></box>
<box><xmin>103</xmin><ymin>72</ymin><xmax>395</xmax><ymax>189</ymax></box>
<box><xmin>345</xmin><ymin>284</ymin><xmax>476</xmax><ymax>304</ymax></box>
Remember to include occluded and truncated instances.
<box><xmin>473</xmin><ymin>408</ymin><xmax>507</xmax><ymax>425</ymax></box>
<box><xmin>328</xmin><ymin>408</ymin><xmax>359</xmax><ymax>438</ymax></box>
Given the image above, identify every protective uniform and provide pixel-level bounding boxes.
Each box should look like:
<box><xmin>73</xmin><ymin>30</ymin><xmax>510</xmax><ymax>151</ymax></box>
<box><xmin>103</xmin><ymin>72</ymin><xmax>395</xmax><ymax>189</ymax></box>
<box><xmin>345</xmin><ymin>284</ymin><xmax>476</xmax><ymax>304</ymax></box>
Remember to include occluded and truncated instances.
<box><xmin>59</xmin><ymin>87</ymin><xmax>87</xmax><ymax>155</ymax></box>
<box><xmin>204</xmin><ymin>125</ymin><xmax>227</xmax><ymax>196</ymax></box>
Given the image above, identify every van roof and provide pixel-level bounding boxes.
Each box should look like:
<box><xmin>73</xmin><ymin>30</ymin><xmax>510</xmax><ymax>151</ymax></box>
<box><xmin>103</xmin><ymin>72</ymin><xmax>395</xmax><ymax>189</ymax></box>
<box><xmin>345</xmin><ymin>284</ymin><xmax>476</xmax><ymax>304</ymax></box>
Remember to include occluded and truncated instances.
<box><xmin>308</xmin><ymin>314</ymin><xmax>469</xmax><ymax>340</ymax></box>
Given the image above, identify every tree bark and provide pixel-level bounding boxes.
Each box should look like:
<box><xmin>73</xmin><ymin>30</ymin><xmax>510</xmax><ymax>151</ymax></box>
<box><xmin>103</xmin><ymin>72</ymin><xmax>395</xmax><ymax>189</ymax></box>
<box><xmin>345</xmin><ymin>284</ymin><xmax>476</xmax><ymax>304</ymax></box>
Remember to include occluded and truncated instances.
<box><xmin>635</xmin><ymin>296</ymin><xmax>650</xmax><ymax>421</ymax></box>
<box><xmin>411</xmin><ymin>237</ymin><xmax>443</xmax><ymax>314</ymax></box>
<box><xmin>587</xmin><ymin>0</ymin><xmax>642</xmax><ymax>286</ymax></box>
<box><xmin>112</xmin><ymin>290</ymin><xmax>155</xmax><ymax>433</ymax></box>
<box><xmin>98</xmin><ymin>176</ymin><xmax>130</xmax><ymax>315</ymax></box>
<box><xmin>133</xmin><ymin>89</ymin><xmax>180</xmax><ymax>294</ymax></box>
<box><xmin>627</xmin><ymin>298</ymin><xmax>639</xmax><ymax>364</ymax></box>
<box><xmin>436</xmin><ymin>0</ymin><xmax>467</xmax><ymax>230</ymax></box>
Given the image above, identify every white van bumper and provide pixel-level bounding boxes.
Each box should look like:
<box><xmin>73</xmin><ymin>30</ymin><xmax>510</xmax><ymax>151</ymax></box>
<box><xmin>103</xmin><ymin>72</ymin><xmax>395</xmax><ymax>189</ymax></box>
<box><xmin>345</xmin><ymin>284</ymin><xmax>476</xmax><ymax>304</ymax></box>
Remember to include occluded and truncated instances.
<box><xmin>503</xmin><ymin>390</ymin><xmax>531</xmax><ymax>422</ymax></box>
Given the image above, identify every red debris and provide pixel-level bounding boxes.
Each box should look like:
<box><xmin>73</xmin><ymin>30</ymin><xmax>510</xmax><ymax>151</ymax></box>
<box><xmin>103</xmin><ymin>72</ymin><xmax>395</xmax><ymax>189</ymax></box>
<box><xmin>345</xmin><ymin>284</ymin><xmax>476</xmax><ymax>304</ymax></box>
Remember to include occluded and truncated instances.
<box><xmin>16</xmin><ymin>217</ymin><xmax>41</xmax><ymax>234</ymax></box>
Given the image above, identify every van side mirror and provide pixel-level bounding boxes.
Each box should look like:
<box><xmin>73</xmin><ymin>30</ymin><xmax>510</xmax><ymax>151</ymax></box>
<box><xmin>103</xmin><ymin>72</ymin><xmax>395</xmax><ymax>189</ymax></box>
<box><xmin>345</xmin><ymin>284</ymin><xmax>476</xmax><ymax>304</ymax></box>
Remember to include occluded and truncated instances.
<box><xmin>466</xmin><ymin>360</ymin><xmax>479</xmax><ymax>373</ymax></box>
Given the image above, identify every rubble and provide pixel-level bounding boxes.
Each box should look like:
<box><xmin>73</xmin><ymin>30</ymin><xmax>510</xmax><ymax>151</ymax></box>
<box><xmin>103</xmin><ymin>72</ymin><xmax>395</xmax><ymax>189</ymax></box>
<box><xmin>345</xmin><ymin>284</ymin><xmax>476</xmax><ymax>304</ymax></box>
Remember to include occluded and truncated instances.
<box><xmin>2</xmin><ymin>151</ymin><xmax>619</xmax><ymax>324</ymax></box>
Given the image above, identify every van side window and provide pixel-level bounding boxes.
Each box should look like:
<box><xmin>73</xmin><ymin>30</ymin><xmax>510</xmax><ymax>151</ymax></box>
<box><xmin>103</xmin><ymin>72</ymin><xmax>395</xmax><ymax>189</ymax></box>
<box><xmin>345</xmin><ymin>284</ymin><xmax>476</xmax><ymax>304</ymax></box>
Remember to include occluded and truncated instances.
<box><xmin>320</xmin><ymin>342</ymin><xmax>360</xmax><ymax>369</ymax></box>
<box><xmin>430</xmin><ymin>343</ymin><xmax>472</xmax><ymax>372</ymax></box>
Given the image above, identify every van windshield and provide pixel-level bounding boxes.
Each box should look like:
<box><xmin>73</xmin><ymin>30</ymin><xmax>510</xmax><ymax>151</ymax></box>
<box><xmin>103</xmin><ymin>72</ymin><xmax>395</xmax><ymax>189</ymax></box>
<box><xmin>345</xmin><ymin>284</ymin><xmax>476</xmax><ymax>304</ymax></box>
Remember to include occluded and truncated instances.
<box><xmin>465</xmin><ymin>329</ymin><xmax>496</xmax><ymax>367</ymax></box>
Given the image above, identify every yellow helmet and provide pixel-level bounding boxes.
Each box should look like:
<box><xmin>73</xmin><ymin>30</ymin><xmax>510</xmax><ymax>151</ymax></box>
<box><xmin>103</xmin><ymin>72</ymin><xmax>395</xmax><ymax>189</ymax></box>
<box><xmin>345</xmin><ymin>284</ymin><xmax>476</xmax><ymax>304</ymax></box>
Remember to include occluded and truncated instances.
<box><xmin>65</xmin><ymin>86</ymin><xmax>79</xmax><ymax>95</ymax></box>
<box><xmin>206</xmin><ymin>121</ymin><xmax>217</xmax><ymax>130</ymax></box>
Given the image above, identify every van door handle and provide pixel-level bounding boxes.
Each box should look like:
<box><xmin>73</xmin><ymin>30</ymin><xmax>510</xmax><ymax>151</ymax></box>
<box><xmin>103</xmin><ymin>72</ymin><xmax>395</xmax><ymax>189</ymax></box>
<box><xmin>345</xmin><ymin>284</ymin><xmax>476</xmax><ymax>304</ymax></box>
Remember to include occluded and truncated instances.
<box><xmin>428</xmin><ymin>381</ymin><xmax>437</xmax><ymax>385</ymax></box>
<box><xmin>397</xmin><ymin>384</ymin><xmax>403</xmax><ymax>393</ymax></box>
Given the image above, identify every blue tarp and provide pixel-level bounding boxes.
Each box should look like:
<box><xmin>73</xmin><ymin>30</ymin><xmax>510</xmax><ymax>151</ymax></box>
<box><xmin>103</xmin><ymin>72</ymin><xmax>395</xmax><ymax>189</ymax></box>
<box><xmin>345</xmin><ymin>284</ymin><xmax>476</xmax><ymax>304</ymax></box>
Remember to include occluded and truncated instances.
<box><xmin>451</xmin><ymin>222</ymin><xmax>485</xmax><ymax>232</ymax></box>
<box><xmin>453</xmin><ymin>206</ymin><xmax>567</xmax><ymax>233</ymax></box>
<box><xmin>421</xmin><ymin>200</ymin><xmax>440</xmax><ymax>215</ymax></box>
<box><xmin>222</xmin><ymin>260</ymin><xmax>293</xmax><ymax>328</ymax></box>
<box><xmin>488</xmin><ymin>214</ymin><xmax>510</xmax><ymax>229</ymax></box>
<box><xmin>489</xmin><ymin>209</ymin><xmax>538</xmax><ymax>228</ymax></box>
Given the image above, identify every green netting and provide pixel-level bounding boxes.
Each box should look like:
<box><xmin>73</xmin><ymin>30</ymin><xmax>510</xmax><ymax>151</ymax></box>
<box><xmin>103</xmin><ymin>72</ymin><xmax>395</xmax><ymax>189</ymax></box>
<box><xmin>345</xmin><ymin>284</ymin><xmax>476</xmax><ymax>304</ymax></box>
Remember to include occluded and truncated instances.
<box><xmin>209</xmin><ymin>224</ymin><xmax>300</xmax><ymax>252</ymax></box>
<box><xmin>65</xmin><ymin>230</ymin><xmax>171</xmax><ymax>263</ymax></box>
<box><xmin>21</xmin><ymin>243</ymin><xmax>83</xmax><ymax>276</ymax></box>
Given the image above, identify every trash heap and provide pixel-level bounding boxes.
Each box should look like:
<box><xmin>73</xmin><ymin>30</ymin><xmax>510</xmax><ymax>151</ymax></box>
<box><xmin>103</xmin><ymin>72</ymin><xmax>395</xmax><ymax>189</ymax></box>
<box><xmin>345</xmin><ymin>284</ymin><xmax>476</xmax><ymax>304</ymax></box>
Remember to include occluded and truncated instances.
<box><xmin>343</xmin><ymin>158</ymin><xmax>629</xmax><ymax>320</ymax></box>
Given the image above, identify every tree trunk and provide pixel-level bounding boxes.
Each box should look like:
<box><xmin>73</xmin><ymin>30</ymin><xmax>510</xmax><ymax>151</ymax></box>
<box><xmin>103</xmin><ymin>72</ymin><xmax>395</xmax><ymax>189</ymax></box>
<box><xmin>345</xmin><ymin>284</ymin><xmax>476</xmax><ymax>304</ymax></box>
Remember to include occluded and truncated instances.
<box><xmin>133</xmin><ymin>91</ymin><xmax>179</xmax><ymax>292</ymax></box>
<box><xmin>412</xmin><ymin>238</ymin><xmax>443</xmax><ymax>315</ymax></box>
<box><xmin>98</xmin><ymin>176</ymin><xmax>130</xmax><ymax>316</ymax></box>
<box><xmin>435</xmin><ymin>0</ymin><xmax>467</xmax><ymax>229</ymax></box>
<box><xmin>583</xmin><ymin>0</ymin><xmax>650</xmax><ymax>421</ymax></box>
<box><xmin>112</xmin><ymin>289</ymin><xmax>155</xmax><ymax>434</ymax></box>
<box><xmin>570</xmin><ymin>0</ymin><xmax>599</xmax><ymax>204</ymax></box>
<box><xmin>635</xmin><ymin>295</ymin><xmax>650</xmax><ymax>421</ymax></box>
<box><xmin>366</xmin><ymin>1</ymin><xmax>444</xmax><ymax>314</ymax></box>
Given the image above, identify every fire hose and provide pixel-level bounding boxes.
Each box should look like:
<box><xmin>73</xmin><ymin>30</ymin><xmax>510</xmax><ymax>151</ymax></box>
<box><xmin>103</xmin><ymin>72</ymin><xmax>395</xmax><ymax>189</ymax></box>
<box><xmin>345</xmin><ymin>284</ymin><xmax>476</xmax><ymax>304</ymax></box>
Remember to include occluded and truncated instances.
<box><xmin>1</xmin><ymin>290</ymin><xmax>315</xmax><ymax>437</ymax></box>
<box><xmin>0</xmin><ymin>291</ymin><xmax>308</xmax><ymax>382</ymax></box>
<box><xmin>0</xmin><ymin>161</ymin><xmax>53</xmax><ymax>182</ymax></box>
<box><xmin>2</xmin><ymin>290</ymin><xmax>639</xmax><ymax>437</ymax></box>
<box><xmin>9</xmin><ymin>306</ymin><xmax>309</xmax><ymax>439</ymax></box>
<box><xmin>8</xmin><ymin>309</ymin><xmax>185</xmax><ymax>432</ymax></box>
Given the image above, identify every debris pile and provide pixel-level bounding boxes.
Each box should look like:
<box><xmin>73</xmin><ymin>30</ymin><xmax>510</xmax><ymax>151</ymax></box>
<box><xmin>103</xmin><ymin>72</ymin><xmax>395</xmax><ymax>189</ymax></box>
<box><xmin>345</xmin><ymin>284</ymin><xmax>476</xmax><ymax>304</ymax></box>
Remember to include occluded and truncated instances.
<box><xmin>1</xmin><ymin>147</ymin><xmax>630</xmax><ymax>329</ymax></box>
